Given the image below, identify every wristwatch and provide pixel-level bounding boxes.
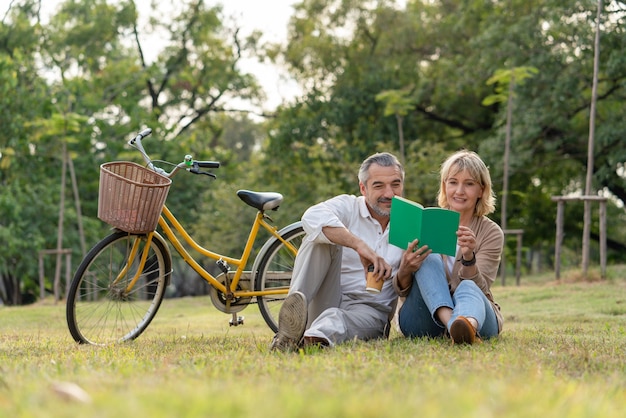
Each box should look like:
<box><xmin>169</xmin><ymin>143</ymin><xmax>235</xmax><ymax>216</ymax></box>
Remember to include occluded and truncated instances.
<box><xmin>461</xmin><ymin>252</ymin><xmax>476</xmax><ymax>266</ymax></box>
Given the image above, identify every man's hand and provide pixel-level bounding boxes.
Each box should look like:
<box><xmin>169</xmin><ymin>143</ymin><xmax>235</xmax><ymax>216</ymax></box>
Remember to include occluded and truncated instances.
<box><xmin>355</xmin><ymin>243</ymin><xmax>392</xmax><ymax>283</ymax></box>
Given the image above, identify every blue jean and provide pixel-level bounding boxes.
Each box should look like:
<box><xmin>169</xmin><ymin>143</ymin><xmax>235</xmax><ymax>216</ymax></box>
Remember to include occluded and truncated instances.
<box><xmin>398</xmin><ymin>254</ymin><xmax>499</xmax><ymax>339</ymax></box>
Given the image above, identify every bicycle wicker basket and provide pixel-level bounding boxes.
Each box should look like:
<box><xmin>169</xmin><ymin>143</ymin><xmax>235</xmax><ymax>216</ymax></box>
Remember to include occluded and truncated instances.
<box><xmin>98</xmin><ymin>161</ymin><xmax>172</xmax><ymax>234</ymax></box>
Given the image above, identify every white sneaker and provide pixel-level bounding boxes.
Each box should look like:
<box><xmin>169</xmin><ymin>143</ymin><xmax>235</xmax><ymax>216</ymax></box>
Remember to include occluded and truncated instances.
<box><xmin>270</xmin><ymin>291</ymin><xmax>307</xmax><ymax>352</ymax></box>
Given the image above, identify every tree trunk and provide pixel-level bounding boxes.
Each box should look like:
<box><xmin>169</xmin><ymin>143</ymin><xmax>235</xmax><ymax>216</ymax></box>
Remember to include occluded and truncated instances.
<box><xmin>582</xmin><ymin>0</ymin><xmax>602</xmax><ymax>277</ymax></box>
<box><xmin>54</xmin><ymin>143</ymin><xmax>67</xmax><ymax>302</ymax></box>
<box><xmin>396</xmin><ymin>113</ymin><xmax>405</xmax><ymax>166</ymax></box>
<box><xmin>68</xmin><ymin>154</ymin><xmax>86</xmax><ymax>256</ymax></box>
<box><xmin>500</xmin><ymin>75</ymin><xmax>514</xmax><ymax>286</ymax></box>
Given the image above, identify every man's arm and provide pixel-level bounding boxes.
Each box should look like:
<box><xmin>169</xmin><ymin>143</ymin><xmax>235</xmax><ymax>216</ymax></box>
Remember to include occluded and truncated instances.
<box><xmin>321</xmin><ymin>226</ymin><xmax>392</xmax><ymax>280</ymax></box>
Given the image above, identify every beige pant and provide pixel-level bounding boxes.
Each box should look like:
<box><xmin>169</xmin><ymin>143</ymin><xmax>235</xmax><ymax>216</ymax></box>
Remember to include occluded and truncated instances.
<box><xmin>289</xmin><ymin>239</ymin><xmax>391</xmax><ymax>346</ymax></box>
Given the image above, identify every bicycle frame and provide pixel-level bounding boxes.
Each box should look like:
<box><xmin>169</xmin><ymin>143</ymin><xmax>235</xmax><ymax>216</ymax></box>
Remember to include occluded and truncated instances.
<box><xmin>66</xmin><ymin>129</ymin><xmax>303</xmax><ymax>344</ymax></box>
<box><xmin>126</xmin><ymin>204</ymin><xmax>298</xmax><ymax>299</ymax></box>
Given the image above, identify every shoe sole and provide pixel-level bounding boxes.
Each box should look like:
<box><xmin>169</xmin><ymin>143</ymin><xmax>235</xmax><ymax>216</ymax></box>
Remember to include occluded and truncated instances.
<box><xmin>271</xmin><ymin>291</ymin><xmax>307</xmax><ymax>351</ymax></box>
<box><xmin>450</xmin><ymin>316</ymin><xmax>476</xmax><ymax>345</ymax></box>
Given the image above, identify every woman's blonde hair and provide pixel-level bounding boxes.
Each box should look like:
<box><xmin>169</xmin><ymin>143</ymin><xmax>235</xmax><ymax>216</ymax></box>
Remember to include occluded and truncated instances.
<box><xmin>437</xmin><ymin>150</ymin><xmax>496</xmax><ymax>217</ymax></box>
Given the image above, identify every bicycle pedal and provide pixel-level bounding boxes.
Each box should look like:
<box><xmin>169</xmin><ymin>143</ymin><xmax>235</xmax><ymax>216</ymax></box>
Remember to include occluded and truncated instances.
<box><xmin>216</xmin><ymin>258</ymin><xmax>230</xmax><ymax>274</ymax></box>
<box><xmin>229</xmin><ymin>315</ymin><xmax>244</xmax><ymax>326</ymax></box>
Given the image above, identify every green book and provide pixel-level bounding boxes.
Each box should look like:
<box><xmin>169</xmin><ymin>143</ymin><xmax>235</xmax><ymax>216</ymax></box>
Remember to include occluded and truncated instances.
<box><xmin>389</xmin><ymin>196</ymin><xmax>460</xmax><ymax>256</ymax></box>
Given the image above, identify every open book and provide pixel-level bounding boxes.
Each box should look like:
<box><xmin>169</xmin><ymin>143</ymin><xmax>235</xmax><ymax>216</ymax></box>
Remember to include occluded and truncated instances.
<box><xmin>389</xmin><ymin>196</ymin><xmax>460</xmax><ymax>256</ymax></box>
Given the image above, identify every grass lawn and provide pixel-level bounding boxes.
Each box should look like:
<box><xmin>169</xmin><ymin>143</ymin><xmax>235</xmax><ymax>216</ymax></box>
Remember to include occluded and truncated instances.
<box><xmin>1</xmin><ymin>266</ymin><xmax>625</xmax><ymax>417</ymax></box>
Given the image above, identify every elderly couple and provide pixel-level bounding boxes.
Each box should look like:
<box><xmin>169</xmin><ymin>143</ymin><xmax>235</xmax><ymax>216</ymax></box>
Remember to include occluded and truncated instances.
<box><xmin>270</xmin><ymin>150</ymin><xmax>504</xmax><ymax>351</ymax></box>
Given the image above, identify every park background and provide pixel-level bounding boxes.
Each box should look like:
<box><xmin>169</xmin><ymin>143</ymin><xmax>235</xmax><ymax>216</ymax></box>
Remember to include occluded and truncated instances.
<box><xmin>0</xmin><ymin>0</ymin><xmax>625</xmax><ymax>303</ymax></box>
<box><xmin>1</xmin><ymin>1</ymin><xmax>626</xmax><ymax>416</ymax></box>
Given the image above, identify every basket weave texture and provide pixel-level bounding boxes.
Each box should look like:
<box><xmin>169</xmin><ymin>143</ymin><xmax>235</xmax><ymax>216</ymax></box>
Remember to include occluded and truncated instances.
<box><xmin>98</xmin><ymin>161</ymin><xmax>171</xmax><ymax>234</ymax></box>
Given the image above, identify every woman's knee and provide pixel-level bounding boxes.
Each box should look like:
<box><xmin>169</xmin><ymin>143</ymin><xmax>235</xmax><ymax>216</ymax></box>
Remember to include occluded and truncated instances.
<box><xmin>456</xmin><ymin>279</ymin><xmax>480</xmax><ymax>293</ymax></box>
<box><xmin>415</xmin><ymin>255</ymin><xmax>446</xmax><ymax>287</ymax></box>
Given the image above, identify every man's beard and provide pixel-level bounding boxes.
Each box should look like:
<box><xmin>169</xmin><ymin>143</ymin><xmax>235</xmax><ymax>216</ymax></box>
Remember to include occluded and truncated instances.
<box><xmin>368</xmin><ymin>198</ymin><xmax>392</xmax><ymax>217</ymax></box>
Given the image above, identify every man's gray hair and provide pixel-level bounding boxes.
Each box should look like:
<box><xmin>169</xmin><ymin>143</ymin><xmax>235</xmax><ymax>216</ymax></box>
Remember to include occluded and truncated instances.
<box><xmin>358</xmin><ymin>152</ymin><xmax>404</xmax><ymax>184</ymax></box>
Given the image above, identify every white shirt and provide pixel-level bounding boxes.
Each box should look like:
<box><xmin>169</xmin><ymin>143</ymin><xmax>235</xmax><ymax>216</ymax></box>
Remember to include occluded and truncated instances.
<box><xmin>301</xmin><ymin>194</ymin><xmax>404</xmax><ymax>307</ymax></box>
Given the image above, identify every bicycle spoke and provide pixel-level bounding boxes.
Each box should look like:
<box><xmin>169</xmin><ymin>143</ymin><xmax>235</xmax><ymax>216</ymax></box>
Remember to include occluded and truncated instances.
<box><xmin>255</xmin><ymin>224</ymin><xmax>304</xmax><ymax>332</ymax></box>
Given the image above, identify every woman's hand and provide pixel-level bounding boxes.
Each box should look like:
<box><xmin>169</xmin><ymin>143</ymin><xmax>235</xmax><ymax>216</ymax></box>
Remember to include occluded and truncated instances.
<box><xmin>457</xmin><ymin>225</ymin><xmax>477</xmax><ymax>260</ymax></box>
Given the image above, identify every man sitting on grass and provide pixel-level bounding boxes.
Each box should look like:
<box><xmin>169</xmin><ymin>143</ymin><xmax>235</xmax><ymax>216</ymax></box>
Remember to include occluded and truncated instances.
<box><xmin>270</xmin><ymin>152</ymin><xmax>425</xmax><ymax>351</ymax></box>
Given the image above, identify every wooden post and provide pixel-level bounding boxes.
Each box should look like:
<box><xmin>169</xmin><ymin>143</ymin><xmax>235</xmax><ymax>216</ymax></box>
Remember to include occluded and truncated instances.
<box><xmin>515</xmin><ymin>231</ymin><xmax>523</xmax><ymax>286</ymax></box>
<box><xmin>552</xmin><ymin>198</ymin><xmax>565</xmax><ymax>280</ymax></box>
<box><xmin>65</xmin><ymin>250</ymin><xmax>72</xmax><ymax>299</ymax></box>
<box><xmin>38</xmin><ymin>249</ymin><xmax>72</xmax><ymax>301</ymax></box>
<box><xmin>501</xmin><ymin>229</ymin><xmax>524</xmax><ymax>286</ymax></box>
<box><xmin>39</xmin><ymin>254</ymin><xmax>45</xmax><ymax>300</ymax></box>
<box><xmin>551</xmin><ymin>196</ymin><xmax>607</xmax><ymax>280</ymax></box>
<box><xmin>599</xmin><ymin>199</ymin><xmax>607</xmax><ymax>278</ymax></box>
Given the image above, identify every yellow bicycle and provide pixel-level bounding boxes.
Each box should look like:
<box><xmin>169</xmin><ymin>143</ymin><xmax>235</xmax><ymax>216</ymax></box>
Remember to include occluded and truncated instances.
<box><xmin>66</xmin><ymin>128</ymin><xmax>304</xmax><ymax>345</ymax></box>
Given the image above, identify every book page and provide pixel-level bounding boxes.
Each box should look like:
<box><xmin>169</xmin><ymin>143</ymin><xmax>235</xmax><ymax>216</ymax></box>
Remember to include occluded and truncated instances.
<box><xmin>420</xmin><ymin>207</ymin><xmax>460</xmax><ymax>256</ymax></box>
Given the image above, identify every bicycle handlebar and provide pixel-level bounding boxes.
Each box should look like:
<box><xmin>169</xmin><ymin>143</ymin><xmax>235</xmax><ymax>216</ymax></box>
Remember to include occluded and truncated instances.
<box><xmin>133</xmin><ymin>128</ymin><xmax>153</xmax><ymax>142</ymax></box>
<box><xmin>127</xmin><ymin>128</ymin><xmax>220</xmax><ymax>178</ymax></box>
<box><xmin>195</xmin><ymin>161</ymin><xmax>220</xmax><ymax>169</ymax></box>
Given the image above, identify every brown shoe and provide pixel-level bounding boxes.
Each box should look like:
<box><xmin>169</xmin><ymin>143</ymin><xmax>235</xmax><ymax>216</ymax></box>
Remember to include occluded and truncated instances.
<box><xmin>303</xmin><ymin>336</ymin><xmax>330</xmax><ymax>349</ymax></box>
<box><xmin>449</xmin><ymin>316</ymin><xmax>481</xmax><ymax>345</ymax></box>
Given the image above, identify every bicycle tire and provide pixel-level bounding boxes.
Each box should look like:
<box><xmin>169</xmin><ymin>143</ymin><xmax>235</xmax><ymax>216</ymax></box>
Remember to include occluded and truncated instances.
<box><xmin>254</xmin><ymin>224</ymin><xmax>305</xmax><ymax>332</ymax></box>
<box><xmin>66</xmin><ymin>230</ymin><xmax>171</xmax><ymax>345</ymax></box>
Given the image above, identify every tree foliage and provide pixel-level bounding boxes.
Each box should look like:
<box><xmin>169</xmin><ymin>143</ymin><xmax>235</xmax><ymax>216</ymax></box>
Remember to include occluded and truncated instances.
<box><xmin>0</xmin><ymin>0</ymin><xmax>266</xmax><ymax>304</ymax></box>
<box><xmin>264</xmin><ymin>0</ymin><xmax>626</xmax><ymax>268</ymax></box>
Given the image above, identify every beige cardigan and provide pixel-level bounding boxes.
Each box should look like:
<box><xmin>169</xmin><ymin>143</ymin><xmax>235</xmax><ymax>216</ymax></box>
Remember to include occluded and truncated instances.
<box><xmin>393</xmin><ymin>215</ymin><xmax>505</xmax><ymax>333</ymax></box>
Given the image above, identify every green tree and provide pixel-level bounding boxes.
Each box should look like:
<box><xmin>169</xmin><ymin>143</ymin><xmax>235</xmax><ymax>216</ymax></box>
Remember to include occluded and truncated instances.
<box><xmin>264</xmin><ymin>0</ymin><xmax>626</xmax><ymax>270</ymax></box>
<box><xmin>376</xmin><ymin>87</ymin><xmax>416</xmax><ymax>165</ymax></box>
<box><xmin>0</xmin><ymin>0</ymin><xmax>271</xmax><ymax>302</ymax></box>
<box><xmin>263</xmin><ymin>0</ymin><xmax>446</xmax><ymax>207</ymax></box>
<box><xmin>0</xmin><ymin>0</ymin><xmax>57</xmax><ymax>304</ymax></box>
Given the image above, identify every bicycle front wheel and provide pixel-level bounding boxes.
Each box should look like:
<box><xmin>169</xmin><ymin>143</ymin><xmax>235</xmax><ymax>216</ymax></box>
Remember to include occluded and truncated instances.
<box><xmin>254</xmin><ymin>224</ymin><xmax>305</xmax><ymax>332</ymax></box>
<box><xmin>66</xmin><ymin>230</ymin><xmax>171</xmax><ymax>345</ymax></box>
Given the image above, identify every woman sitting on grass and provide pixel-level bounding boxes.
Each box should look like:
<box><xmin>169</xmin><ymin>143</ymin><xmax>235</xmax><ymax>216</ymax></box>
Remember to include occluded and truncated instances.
<box><xmin>393</xmin><ymin>150</ymin><xmax>504</xmax><ymax>344</ymax></box>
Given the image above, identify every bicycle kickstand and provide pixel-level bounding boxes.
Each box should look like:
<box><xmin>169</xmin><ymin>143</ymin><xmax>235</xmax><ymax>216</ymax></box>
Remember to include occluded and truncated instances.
<box><xmin>216</xmin><ymin>259</ymin><xmax>245</xmax><ymax>327</ymax></box>
<box><xmin>230</xmin><ymin>313</ymin><xmax>244</xmax><ymax>327</ymax></box>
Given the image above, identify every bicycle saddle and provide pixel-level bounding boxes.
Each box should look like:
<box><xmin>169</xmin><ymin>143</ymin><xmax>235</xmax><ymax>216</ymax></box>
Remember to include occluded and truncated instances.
<box><xmin>237</xmin><ymin>190</ymin><xmax>283</xmax><ymax>211</ymax></box>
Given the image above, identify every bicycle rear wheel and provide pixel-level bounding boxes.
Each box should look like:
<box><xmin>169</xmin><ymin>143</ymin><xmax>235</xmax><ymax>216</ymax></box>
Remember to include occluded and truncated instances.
<box><xmin>254</xmin><ymin>224</ymin><xmax>305</xmax><ymax>332</ymax></box>
<box><xmin>66</xmin><ymin>230</ymin><xmax>171</xmax><ymax>345</ymax></box>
